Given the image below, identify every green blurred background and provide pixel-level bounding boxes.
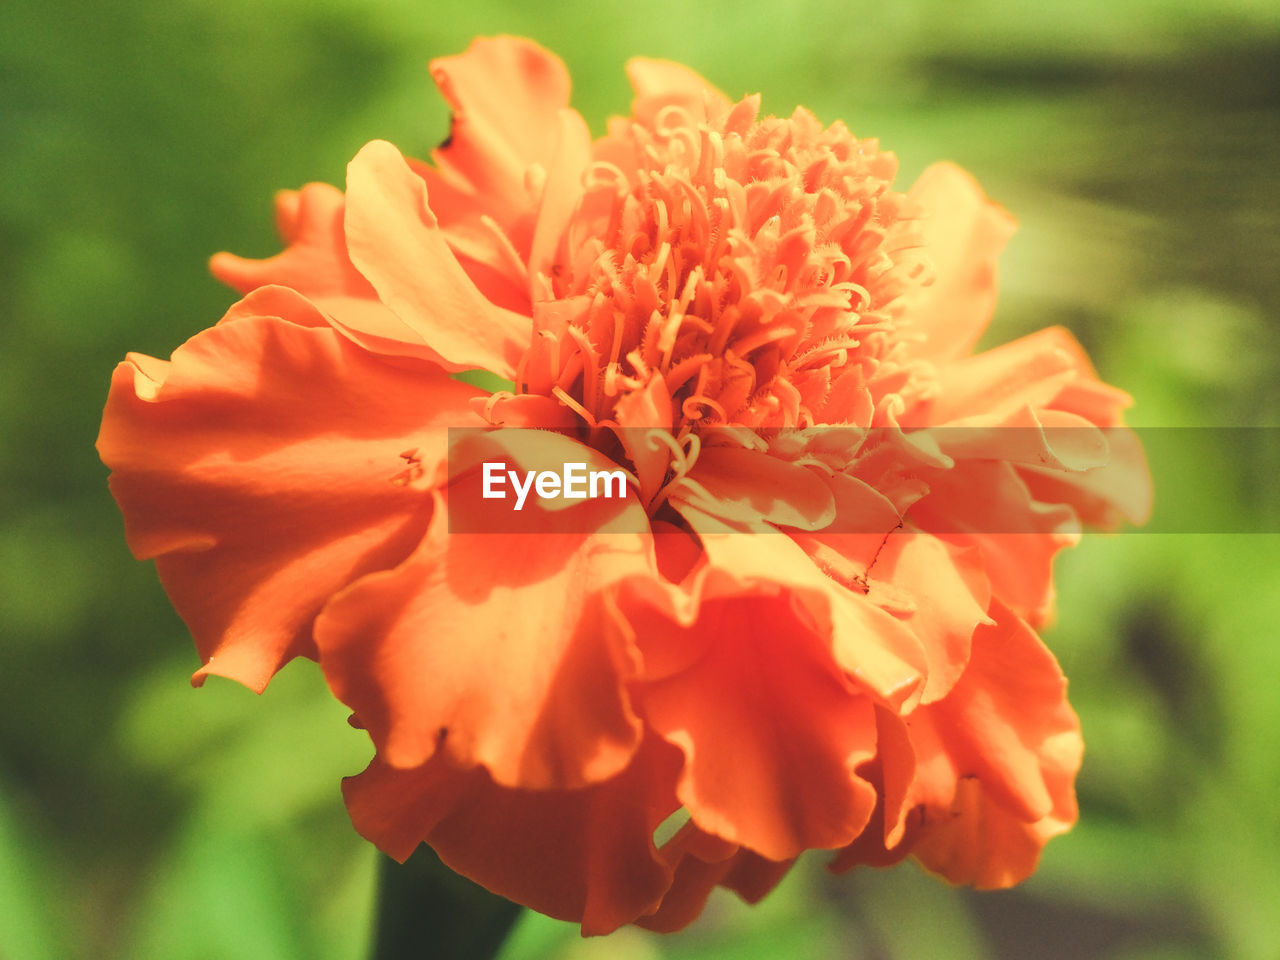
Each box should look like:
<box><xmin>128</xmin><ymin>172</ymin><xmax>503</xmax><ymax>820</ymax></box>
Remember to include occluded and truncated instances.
<box><xmin>3</xmin><ymin>0</ymin><xmax>1278</xmax><ymax>957</ymax></box>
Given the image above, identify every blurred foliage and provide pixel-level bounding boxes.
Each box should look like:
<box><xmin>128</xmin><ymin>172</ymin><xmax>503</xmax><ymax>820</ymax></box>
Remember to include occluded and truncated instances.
<box><xmin>2</xmin><ymin>0</ymin><xmax>1277</xmax><ymax>957</ymax></box>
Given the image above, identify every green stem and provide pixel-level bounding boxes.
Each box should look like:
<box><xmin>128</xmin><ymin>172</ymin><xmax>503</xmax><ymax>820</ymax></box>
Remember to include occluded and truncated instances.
<box><xmin>371</xmin><ymin>845</ymin><xmax>523</xmax><ymax>960</ymax></box>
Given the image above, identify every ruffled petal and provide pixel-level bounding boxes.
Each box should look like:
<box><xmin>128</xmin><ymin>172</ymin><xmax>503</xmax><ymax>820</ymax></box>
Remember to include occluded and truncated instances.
<box><xmin>414</xmin><ymin>107</ymin><xmax>592</xmax><ymax>310</ymax></box>
<box><xmin>625</xmin><ymin>57</ymin><xmax>733</xmax><ymax>126</ymax></box>
<box><xmin>928</xmin><ymin>407</ymin><xmax>1112</xmax><ymax>472</ymax></box>
<box><xmin>908</xmin><ymin>461</ymin><xmax>1079</xmax><ymax>624</ymax></box>
<box><xmin>344</xmin><ymin>139</ymin><xmax>532</xmax><ymax>377</ymax></box>
<box><xmin>906</xmin><ymin>600</ymin><xmax>1082</xmax><ymax>887</ymax></box>
<box><xmin>214</xmin><ymin>179</ymin><xmax>527</xmax><ymax>365</ymax></box>
<box><xmin>906</xmin><ymin>162</ymin><xmax>1016</xmax><ymax>362</ymax></box>
<box><xmin>96</xmin><ymin>292</ymin><xmax>483</xmax><ymax>692</ymax></box>
<box><xmin>311</xmin><ymin>296</ymin><xmax>455</xmax><ymax>362</ymax></box>
<box><xmin>344</xmin><ymin>733</ymin><xmax>682</xmax><ymax>935</ymax></box>
<box><xmin>666</xmin><ymin>513</ymin><xmax>929</xmax><ymax>710</ymax></box>
<box><xmin>788</xmin><ymin>472</ymin><xmax>903</xmax><ymax>583</ymax></box>
<box><xmin>1019</xmin><ymin>424</ymin><xmax>1153</xmax><ymax>528</ymax></box>
<box><xmin>870</xmin><ymin>534</ymin><xmax>992</xmax><ymax>703</ymax></box>
<box><xmin>210</xmin><ymin>183</ymin><xmax>376</xmax><ymax>299</ymax></box>
<box><xmin>314</xmin><ymin>469</ymin><xmax>654</xmax><ymax>787</ymax></box>
<box><xmin>637</xmin><ymin>590</ymin><xmax>878</xmax><ymax>861</ymax></box>
<box><xmin>914</xmin><ymin>327</ymin><xmax>1081</xmax><ymax>426</ymax></box>
<box><xmin>914</xmin><ymin>775</ymin><xmax>1074</xmax><ymax>889</ymax></box>
<box><xmin>637</xmin><ymin>825</ymin><xmax>794</xmax><ymax>934</ymax></box>
<box><xmin>676</xmin><ymin>446</ymin><xmax>836</xmax><ymax>532</ymax></box>
<box><xmin>635</xmin><ymin>845</ymin><xmax>733</xmax><ymax>934</ymax></box>
<box><xmin>827</xmin><ymin>706</ymin><xmax>919</xmax><ymax>872</ymax></box>
<box><xmin>216</xmin><ymin>284</ymin><xmax>331</xmax><ymax>328</ymax></box>
<box><xmin>1029</xmin><ymin>325</ymin><xmax>1134</xmax><ymax>427</ymax></box>
<box><xmin>612</xmin><ymin>375</ymin><xmax>676</xmax><ymax>508</ymax></box>
<box><xmin>428</xmin><ymin>37</ymin><xmax>572</xmax><ymax>224</ymax></box>
<box><xmin>528</xmin><ymin>108</ymin><xmax>594</xmax><ymax>284</ymax></box>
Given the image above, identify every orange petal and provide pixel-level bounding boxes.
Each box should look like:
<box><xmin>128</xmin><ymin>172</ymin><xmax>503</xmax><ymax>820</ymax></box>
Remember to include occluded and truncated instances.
<box><xmin>676</xmin><ymin>446</ymin><xmax>836</xmax><ymax>532</ymax></box>
<box><xmin>612</xmin><ymin>375</ymin><xmax>676</xmax><ymax>507</ymax></box>
<box><xmin>1028</xmin><ymin>326</ymin><xmax>1136</xmax><ymax>428</ymax></box>
<box><xmin>1020</xmin><ymin>425</ymin><xmax>1153</xmax><ymax>528</ymax></box>
<box><xmin>870</xmin><ymin>534</ymin><xmax>992</xmax><ymax>704</ymax></box>
<box><xmin>906</xmin><ymin>162</ymin><xmax>1016</xmax><ymax>362</ymax></box>
<box><xmin>666</xmin><ymin>518</ymin><xmax>929</xmax><ymax>710</ymax></box>
<box><xmin>825</xmin><ymin>592</ymin><xmax>931</xmax><ymax>712</ymax></box>
<box><xmin>429</xmin><ymin>36</ymin><xmax>573</xmax><ymax>241</ymax></box>
<box><xmin>401</xmin><ymin>157</ymin><xmax>535</xmax><ymax>313</ymax></box>
<box><xmin>343</xmin><ymin>139</ymin><xmax>532</xmax><ymax>377</ymax></box>
<box><xmin>788</xmin><ymin>470</ymin><xmax>903</xmax><ymax>586</ymax></box>
<box><xmin>908</xmin><ymin>461</ymin><xmax>1079</xmax><ymax>624</ymax></box>
<box><xmin>210</xmin><ymin>183</ymin><xmax>375</xmax><ymax>299</ymax></box>
<box><xmin>528</xmin><ymin>108</ymin><xmax>594</xmax><ymax>283</ymax></box>
<box><xmin>638</xmin><ymin>826</ymin><xmax>794</xmax><ymax>934</ymax></box>
<box><xmin>827</xmin><ymin>706</ymin><xmax>919</xmax><ymax>872</ymax></box>
<box><xmin>649</xmin><ymin>520</ymin><xmax>703</xmax><ymax>585</ymax></box>
<box><xmin>409</xmin><ymin>103</ymin><xmax>593</xmax><ymax>309</ymax></box>
<box><xmin>344</xmin><ymin>733</ymin><xmax>683</xmax><ymax>935</ymax></box>
<box><xmin>638</xmin><ymin>592</ymin><xmax>879</xmax><ymax>860</ymax></box>
<box><xmin>340</xmin><ymin>754</ymin><xmax>479</xmax><ymax>864</ymax></box>
<box><xmin>869</xmin><ymin>706</ymin><xmax>920</xmax><ymax>848</ymax></box>
<box><xmin>914</xmin><ymin>775</ymin><xmax>1074</xmax><ymax>889</ymax></box>
<box><xmin>907</xmin><ymin>600</ymin><xmax>1082</xmax><ymax>887</ymax></box>
<box><xmin>96</xmin><ymin>302</ymin><xmax>483</xmax><ymax>692</ymax></box>
<box><xmin>625</xmin><ymin>57</ymin><xmax>733</xmax><ymax>126</ymax></box>
<box><xmin>311</xmin><ymin>295</ymin><xmax>460</xmax><ymax>363</ymax></box>
<box><xmin>928</xmin><ymin>407</ymin><xmax>1112</xmax><ymax>472</ymax></box>
<box><xmin>720</xmin><ymin>847</ymin><xmax>795</xmax><ymax>904</ymax></box>
<box><xmin>217</xmin><ymin>284</ymin><xmax>331</xmax><ymax>328</ymax></box>
<box><xmin>915</xmin><ymin>327</ymin><xmax>1080</xmax><ymax>426</ymax></box>
<box><xmin>468</xmin><ymin>392</ymin><xmax>582</xmax><ymax>430</ymax></box>
<box><xmin>635</xmin><ymin>847</ymin><xmax>733</xmax><ymax>934</ymax></box>
<box><xmin>314</xmin><ymin>498</ymin><xmax>652</xmax><ymax>789</ymax></box>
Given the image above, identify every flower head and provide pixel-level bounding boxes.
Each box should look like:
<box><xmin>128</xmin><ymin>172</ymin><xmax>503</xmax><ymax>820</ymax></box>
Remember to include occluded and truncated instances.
<box><xmin>98</xmin><ymin>37</ymin><xmax>1150</xmax><ymax>935</ymax></box>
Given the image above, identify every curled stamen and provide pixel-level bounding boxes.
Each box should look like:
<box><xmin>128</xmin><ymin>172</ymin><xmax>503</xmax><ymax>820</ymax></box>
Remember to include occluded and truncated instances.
<box><xmin>482</xmin><ymin>391</ymin><xmax>516</xmax><ymax>425</ymax></box>
<box><xmin>648</xmin><ymin>473</ymin><xmax>715</xmax><ymax>515</ymax></box>
<box><xmin>792</xmin><ymin>337</ymin><xmax>865</xmax><ymax>370</ymax></box>
<box><xmin>641</xmin><ymin>426</ymin><xmax>708</xmax><ymax>516</ymax></box>
<box><xmin>678</xmin><ymin>430</ymin><xmax>702</xmax><ymax>470</ymax></box>
<box><xmin>551</xmin><ymin>386</ymin><xmax>598</xmax><ymax>427</ymax></box>
<box><xmin>645</xmin><ymin>428</ymin><xmax>692</xmax><ymax>475</ymax></box>
<box><xmin>682</xmin><ymin>393</ymin><xmax>728</xmax><ymax>424</ymax></box>
<box><xmin>790</xmin><ymin>456</ymin><xmax>836</xmax><ymax>476</ymax></box>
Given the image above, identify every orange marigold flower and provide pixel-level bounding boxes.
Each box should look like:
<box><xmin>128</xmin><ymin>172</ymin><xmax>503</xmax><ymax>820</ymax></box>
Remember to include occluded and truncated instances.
<box><xmin>97</xmin><ymin>36</ymin><xmax>1151</xmax><ymax>935</ymax></box>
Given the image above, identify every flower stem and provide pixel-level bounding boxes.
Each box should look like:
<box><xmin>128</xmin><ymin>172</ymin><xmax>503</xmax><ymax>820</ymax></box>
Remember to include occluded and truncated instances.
<box><xmin>371</xmin><ymin>845</ymin><xmax>523</xmax><ymax>960</ymax></box>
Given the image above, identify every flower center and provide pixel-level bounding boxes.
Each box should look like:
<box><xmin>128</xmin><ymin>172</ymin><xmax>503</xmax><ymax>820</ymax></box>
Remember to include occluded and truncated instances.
<box><xmin>516</xmin><ymin>96</ymin><xmax>931</xmax><ymax>435</ymax></box>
